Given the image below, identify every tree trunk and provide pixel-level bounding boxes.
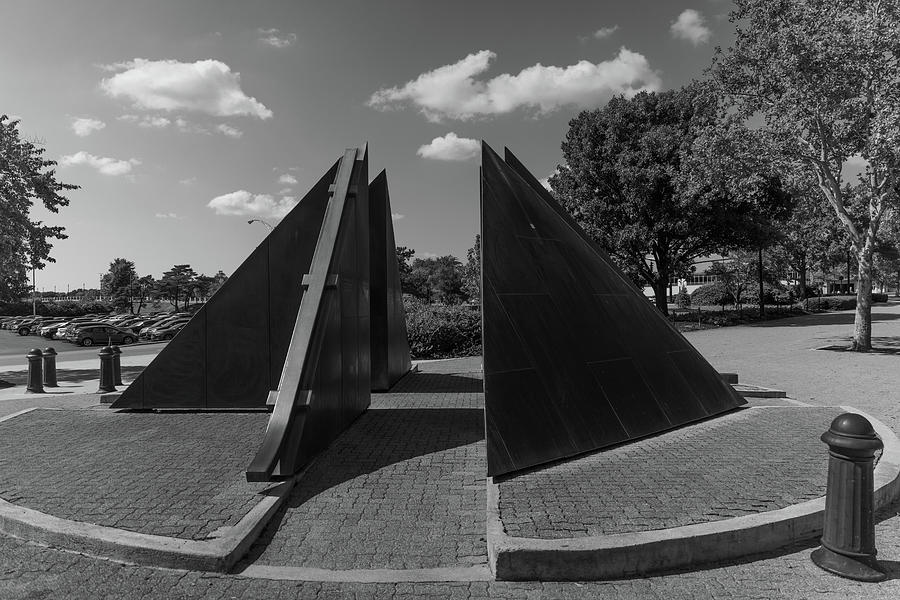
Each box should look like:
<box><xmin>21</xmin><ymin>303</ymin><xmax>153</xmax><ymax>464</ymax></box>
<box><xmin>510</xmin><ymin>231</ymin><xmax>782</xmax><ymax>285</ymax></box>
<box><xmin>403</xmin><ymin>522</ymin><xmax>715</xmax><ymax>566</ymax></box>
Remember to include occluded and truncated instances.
<box><xmin>851</xmin><ymin>246</ymin><xmax>874</xmax><ymax>352</ymax></box>
<box><xmin>799</xmin><ymin>253</ymin><xmax>807</xmax><ymax>300</ymax></box>
<box><xmin>652</xmin><ymin>277</ymin><xmax>669</xmax><ymax>316</ymax></box>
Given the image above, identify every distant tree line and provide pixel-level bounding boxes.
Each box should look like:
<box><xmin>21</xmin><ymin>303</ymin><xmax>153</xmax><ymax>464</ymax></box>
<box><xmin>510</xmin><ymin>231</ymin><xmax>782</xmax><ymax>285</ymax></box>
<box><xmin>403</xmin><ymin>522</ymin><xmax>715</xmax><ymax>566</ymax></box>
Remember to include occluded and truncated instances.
<box><xmin>101</xmin><ymin>258</ymin><xmax>228</xmax><ymax>313</ymax></box>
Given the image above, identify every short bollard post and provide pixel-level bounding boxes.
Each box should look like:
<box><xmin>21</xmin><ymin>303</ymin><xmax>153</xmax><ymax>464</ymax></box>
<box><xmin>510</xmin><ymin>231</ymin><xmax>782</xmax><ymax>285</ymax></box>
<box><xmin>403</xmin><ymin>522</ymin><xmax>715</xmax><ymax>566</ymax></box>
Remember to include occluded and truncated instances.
<box><xmin>97</xmin><ymin>346</ymin><xmax>117</xmax><ymax>394</ymax></box>
<box><xmin>811</xmin><ymin>413</ymin><xmax>886</xmax><ymax>582</ymax></box>
<box><xmin>26</xmin><ymin>349</ymin><xmax>44</xmax><ymax>393</ymax></box>
<box><xmin>111</xmin><ymin>345</ymin><xmax>123</xmax><ymax>386</ymax></box>
<box><xmin>42</xmin><ymin>347</ymin><xmax>58</xmax><ymax>388</ymax></box>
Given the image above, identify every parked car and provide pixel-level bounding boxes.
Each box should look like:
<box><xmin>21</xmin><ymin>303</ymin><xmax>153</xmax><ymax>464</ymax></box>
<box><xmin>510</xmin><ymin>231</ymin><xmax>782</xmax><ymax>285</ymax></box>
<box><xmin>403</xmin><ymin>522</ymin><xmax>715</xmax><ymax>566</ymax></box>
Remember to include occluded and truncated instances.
<box><xmin>57</xmin><ymin>319</ymin><xmax>109</xmax><ymax>341</ymax></box>
<box><xmin>68</xmin><ymin>324</ymin><xmax>136</xmax><ymax>347</ymax></box>
<box><xmin>139</xmin><ymin>315</ymin><xmax>190</xmax><ymax>339</ymax></box>
<box><xmin>15</xmin><ymin>317</ymin><xmax>44</xmax><ymax>336</ymax></box>
<box><xmin>149</xmin><ymin>321</ymin><xmax>187</xmax><ymax>341</ymax></box>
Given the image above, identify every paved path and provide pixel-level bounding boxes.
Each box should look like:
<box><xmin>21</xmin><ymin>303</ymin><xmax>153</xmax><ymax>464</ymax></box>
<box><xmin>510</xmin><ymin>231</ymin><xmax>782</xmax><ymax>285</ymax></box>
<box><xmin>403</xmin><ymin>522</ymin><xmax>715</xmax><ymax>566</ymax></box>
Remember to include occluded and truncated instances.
<box><xmin>498</xmin><ymin>405</ymin><xmax>841</xmax><ymax>538</ymax></box>
<box><xmin>2</xmin><ymin>306</ymin><xmax>900</xmax><ymax>598</ymax></box>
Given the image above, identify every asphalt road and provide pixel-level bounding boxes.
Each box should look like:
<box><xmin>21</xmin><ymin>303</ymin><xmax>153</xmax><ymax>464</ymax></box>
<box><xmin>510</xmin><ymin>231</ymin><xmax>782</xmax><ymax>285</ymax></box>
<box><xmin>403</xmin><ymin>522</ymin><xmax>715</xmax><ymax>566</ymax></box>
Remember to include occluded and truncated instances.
<box><xmin>0</xmin><ymin>329</ymin><xmax>165</xmax><ymax>368</ymax></box>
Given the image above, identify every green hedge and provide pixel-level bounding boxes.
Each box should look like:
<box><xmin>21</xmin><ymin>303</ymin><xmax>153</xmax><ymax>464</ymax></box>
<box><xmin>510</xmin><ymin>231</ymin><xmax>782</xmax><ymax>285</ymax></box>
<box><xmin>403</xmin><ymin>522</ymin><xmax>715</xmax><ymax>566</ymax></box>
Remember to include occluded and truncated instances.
<box><xmin>805</xmin><ymin>295</ymin><xmax>857</xmax><ymax>311</ymax></box>
<box><xmin>0</xmin><ymin>300</ymin><xmax>113</xmax><ymax>317</ymax></box>
<box><xmin>405</xmin><ymin>297</ymin><xmax>481</xmax><ymax>359</ymax></box>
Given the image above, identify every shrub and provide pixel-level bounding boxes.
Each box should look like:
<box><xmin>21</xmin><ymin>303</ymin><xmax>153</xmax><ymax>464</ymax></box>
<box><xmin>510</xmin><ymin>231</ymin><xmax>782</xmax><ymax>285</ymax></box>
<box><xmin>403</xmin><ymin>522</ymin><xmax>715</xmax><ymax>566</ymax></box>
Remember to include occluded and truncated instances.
<box><xmin>690</xmin><ymin>283</ymin><xmax>734</xmax><ymax>308</ymax></box>
<box><xmin>0</xmin><ymin>300</ymin><xmax>112</xmax><ymax>317</ymax></box>
<box><xmin>405</xmin><ymin>299</ymin><xmax>481</xmax><ymax>359</ymax></box>
<box><xmin>743</xmin><ymin>282</ymin><xmax>794</xmax><ymax>306</ymax></box>
<box><xmin>806</xmin><ymin>295</ymin><xmax>857</xmax><ymax>311</ymax></box>
<box><xmin>675</xmin><ymin>287</ymin><xmax>691</xmax><ymax>308</ymax></box>
<box><xmin>872</xmin><ymin>292</ymin><xmax>888</xmax><ymax>303</ymax></box>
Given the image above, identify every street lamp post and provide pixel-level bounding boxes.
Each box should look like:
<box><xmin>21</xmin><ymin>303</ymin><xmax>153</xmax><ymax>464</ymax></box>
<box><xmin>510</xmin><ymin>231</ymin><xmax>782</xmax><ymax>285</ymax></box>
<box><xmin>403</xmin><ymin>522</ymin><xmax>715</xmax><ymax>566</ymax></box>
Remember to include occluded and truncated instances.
<box><xmin>247</xmin><ymin>219</ymin><xmax>274</xmax><ymax>231</ymax></box>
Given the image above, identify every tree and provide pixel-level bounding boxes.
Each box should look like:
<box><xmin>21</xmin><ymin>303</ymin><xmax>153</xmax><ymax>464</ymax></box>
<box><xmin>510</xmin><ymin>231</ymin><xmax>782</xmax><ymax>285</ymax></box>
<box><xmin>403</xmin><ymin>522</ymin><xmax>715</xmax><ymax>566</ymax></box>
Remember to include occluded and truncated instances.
<box><xmin>101</xmin><ymin>258</ymin><xmax>139</xmax><ymax>313</ymax></box>
<box><xmin>551</xmin><ymin>82</ymin><xmax>792</xmax><ymax>315</ymax></box>
<box><xmin>194</xmin><ymin>270</ymin><xmax>228</xmax><ymax>301</ymax></box>
<box><xmin>462</xmin><ymin>234</ymin><xmax>481</xmax><ymax>302</ymax></box>
<box><xmin>0</xmin><ymin>116</ymin><xmax>78</xmax><ymax>301</ymax></box>
<box><xmin>712</xmin><ymin>0</ymin><xmax>900</xmax><ymax>351</ymax></box>
<box><xmin>397</xmin><ymin>246</ymin><xmax>429</xmax><ymax>300</ymax></box>
<box><xmin>157</xmin><ymin>264</ymin><xmax>197</xmax><ymax>310</ymax></box>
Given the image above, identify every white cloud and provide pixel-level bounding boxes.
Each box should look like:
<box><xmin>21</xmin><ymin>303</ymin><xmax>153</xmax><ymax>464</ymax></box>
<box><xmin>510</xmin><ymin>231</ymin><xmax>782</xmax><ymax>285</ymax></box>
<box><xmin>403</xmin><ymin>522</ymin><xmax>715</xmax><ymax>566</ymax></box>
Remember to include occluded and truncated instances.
<box><xmin>216</xmin><ymin>123</ymin><xmax>243</xmax><ymax>138</ymax></box>
<box><xmin>71</xmin><ymin>117</ymin><xmax>106</xmax><ymax>137</ymax></box>
<box><xmin>278</xmin><ymin>173</ymin><xmax>298</xmax><ymax>185</ymax></box>
<box><xmin>368</xmin><ymin>48</ymin><xmax>660</xmax><ymax>121</ymax></box>
<box><xmin>278</xmin><ymin>187</ymin><xmax>293</xmax><ymax>195</ymax></box>
<box><xmin>671</xmin><ymin>10</ymin><xmax>711</xmax><ymax>45</ymax></box>
<box><xmin>118</xmin><ymin>114</ymin><xmax>171</xmax><ymax>128</ymax></box>
<box><xmin>179</xmin><ymin>177</ymin><xmax>197</xmax><ymax>185</ymax></box>
<box><xmin>155</xmin><ymin>212</ymin><xmax>180</xmax><ymax>219</ymax></box>
<box><xmin>391</xmin><ymin>213</ymin><xmax>404</xmax><ymax>221</ymax></box>
<box><xmin>101</xmin><ymin>58</ymin><xmax>272</xmax><ymax>119</ymax></box>
<box><xmin>207</xmin><ymin>190</ymin><xmax>297</xmax><ymax>219</ymax></box>
<box><xmin>419</xmin><ymin>252</ymin><xmax>439</xmax><ymax>260</ymax></box>
<box><xmin>416</xmin><ymin>132</ymin><xmax>480</xmax><ymax>161</ymax></box>
<box><xmin>258</xmin><ymin>28</ymin><xmax>298</xmax><ymax>48</ymax></box>
<box><xmin>59</xmin><ymin>151</ymin><xmax>140</xmax><ymax>176</ymax></box>
<box><xmin>593</xmin><ymin>26</ymin><xmax>619</xmax><ymax>39</ymax></box>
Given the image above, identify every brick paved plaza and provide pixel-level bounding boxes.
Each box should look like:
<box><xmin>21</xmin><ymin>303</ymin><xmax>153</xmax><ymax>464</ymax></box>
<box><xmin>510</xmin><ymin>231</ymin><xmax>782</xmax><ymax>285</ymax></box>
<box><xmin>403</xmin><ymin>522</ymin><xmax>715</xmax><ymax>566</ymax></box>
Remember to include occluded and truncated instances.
<box><xmin>1</xmin><ymin>305</ymin><xmax>900</xmax><ymax>598</ymax></box>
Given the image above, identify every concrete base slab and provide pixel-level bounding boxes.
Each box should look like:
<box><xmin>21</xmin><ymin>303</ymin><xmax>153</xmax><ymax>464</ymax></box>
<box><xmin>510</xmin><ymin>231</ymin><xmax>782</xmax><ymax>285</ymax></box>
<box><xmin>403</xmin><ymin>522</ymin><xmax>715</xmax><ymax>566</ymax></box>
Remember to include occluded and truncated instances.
<box><xmin>487</xmin><ymin>406</ymin><xmax>900</xmax><ymax>581</ymax></box>
<box><xmin>733</xmin><ymin>383</ymin><xmax>787</xmax><ymax>398</ymax></box>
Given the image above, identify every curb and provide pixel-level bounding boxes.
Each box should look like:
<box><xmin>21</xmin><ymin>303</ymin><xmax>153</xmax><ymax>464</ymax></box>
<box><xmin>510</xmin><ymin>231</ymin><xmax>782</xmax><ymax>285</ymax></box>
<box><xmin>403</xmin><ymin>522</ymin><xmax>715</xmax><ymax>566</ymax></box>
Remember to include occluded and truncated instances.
<box><xmin>487</xmin><ymin>405</ymin><xmax>900</xmax><ymax>581</ymax></box>
<box><xmin>0</xmin><ymin>409</ymin><xmax>302</xmax><ymax>572</ymax></box>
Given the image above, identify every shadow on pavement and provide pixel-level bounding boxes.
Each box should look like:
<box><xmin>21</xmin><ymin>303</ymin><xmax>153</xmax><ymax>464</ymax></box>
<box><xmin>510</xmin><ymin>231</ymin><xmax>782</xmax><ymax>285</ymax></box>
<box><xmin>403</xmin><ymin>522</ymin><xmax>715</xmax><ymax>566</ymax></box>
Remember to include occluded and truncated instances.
<box><xmin>817</xmin><ymin>336</ymin><xmax>900</xmax><ymax>355</ymax></box>
<box><xmin>387</xmin><ymin>371</ymin><xmax>483</xmax><ymax>394</ymax></box>
<box><xmin>0</xmin><ymin>366</ymin><xmax>146</xmax><ymax>387</ymax></box>
<box><xmin>238</xmin><ymin>406</ymin><xmax>484</xmax><ymax>569</ymax></box>
<box><xmin>752</xmin><ymin>310</ymin><xmax>900</xmax><ymax>328</ymax></box>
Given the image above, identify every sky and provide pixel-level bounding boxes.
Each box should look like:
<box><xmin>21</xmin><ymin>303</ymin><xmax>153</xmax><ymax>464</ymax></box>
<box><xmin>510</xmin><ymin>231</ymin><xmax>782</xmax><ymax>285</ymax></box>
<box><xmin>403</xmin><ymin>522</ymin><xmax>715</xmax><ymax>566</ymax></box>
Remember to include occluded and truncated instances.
<box><xmin>1</xmin><ymin>0</ymin><xmax>736</xmax><ymax>293</ymax></box>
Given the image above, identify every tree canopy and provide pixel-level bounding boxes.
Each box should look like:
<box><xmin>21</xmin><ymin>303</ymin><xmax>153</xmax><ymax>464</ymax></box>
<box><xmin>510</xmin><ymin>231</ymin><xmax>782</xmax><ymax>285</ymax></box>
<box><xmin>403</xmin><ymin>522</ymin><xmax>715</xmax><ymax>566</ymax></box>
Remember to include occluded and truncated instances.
<box><xmin>712</xmin><ymin>0</ymin><xmax>900</xmax><ymax>350</ymax></box>
<box><xmin>0</xmin><ymin>115</ymin><xmax>78</xmax><ymax>301</ymax></box>
<box><xmin>551</xmin><ymin>82</ymin><xmax>792</xmax><ymax>314</ymax></box>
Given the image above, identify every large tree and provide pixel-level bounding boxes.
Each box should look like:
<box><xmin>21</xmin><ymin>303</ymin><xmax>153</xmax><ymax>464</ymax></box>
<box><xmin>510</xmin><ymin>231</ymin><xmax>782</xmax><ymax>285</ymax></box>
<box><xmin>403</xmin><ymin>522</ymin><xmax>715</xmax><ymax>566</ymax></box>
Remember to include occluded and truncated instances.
<box><xmin>551</xmin><ymin>82</ymin><xmax>791</xmax><ymax>314</ymax></box>
<box><xmin>0</xmin><ymin>116</ymin><xmax>78</xmax><ymax>301</ymax></box>
<box><xmin>712</xmin><ymin>0</ymin><xmax>900</xmax><ymax>350</ymax></box>
<box><xmin>158</xmin><ymin>264</ymin><xmax>198</xmax><ymax>310</ymax></box>
<box><xmin>101</xmin><ymin>258</ymin><xmax>138</xmax><ymax>313</ymax></box>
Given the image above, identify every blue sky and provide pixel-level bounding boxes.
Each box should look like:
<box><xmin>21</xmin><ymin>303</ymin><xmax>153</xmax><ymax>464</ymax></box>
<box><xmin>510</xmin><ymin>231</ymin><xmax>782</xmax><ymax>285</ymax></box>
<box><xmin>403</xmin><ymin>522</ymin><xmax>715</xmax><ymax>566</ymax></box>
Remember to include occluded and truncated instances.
<box><xmin>1</xmin><ymin>0</ymin><xmax>734</xmax><ymax>292</ymax></box>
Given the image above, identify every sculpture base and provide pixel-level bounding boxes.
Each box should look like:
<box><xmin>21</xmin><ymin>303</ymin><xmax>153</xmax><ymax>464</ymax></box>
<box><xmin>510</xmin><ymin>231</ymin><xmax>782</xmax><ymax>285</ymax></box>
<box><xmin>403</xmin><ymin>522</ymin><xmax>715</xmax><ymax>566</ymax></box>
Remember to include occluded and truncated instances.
<box><xmin>811</xmin><ymin>545</ymin><xmax>886</xmax><ymax>582</ymax></box>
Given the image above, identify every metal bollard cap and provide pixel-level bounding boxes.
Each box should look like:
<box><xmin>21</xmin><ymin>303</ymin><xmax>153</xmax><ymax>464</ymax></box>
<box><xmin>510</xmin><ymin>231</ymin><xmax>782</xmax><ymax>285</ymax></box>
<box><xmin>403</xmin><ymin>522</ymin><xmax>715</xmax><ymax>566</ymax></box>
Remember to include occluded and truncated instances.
<box><xmin>821</xmin><ymin>412</ymin><xmax>883</xmax><ymax>454</ymax></box>
<box><xmin>27</xmin><ymin>348</ymin><xmax>42</xmax><ymax>358</ymax></box>
<box><xmin>110</xmin><ymin>345</ymin><xmax>122</xmax><ymax>354</ymax></box>
<box><xmin>42</xmin><ymin>347</ymin><xmax>57</xmax><ymax>356</ymax></box>
<box><xmin>98</xmin><ymin>346</ymin><xmax>114</xmax><ymax>356</ymax></box>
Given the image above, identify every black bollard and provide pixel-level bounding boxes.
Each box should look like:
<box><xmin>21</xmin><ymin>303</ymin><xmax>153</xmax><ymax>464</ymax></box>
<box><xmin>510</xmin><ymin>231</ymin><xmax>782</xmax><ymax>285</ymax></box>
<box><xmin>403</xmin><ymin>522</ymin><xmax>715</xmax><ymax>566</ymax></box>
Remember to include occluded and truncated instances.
<box><xmin>97</xmin><ymin>346</ymin><xmax>117</xmax><ymax>393</ymax></box>
<box><xmin>811</xmin><ymin>413</ymin><xmax>886</xmax><ymax>582</ymax></box>
<box><xmin>42</xmin><ymin>347</ymin><xmax>58</xmax><ymax>388</ymax></box>
<box><xmin>111</xmin><ymin>345</ymin><xmax>123</xmax><ymax>387</ymax></box>
<box><xmin>26</xmin><ymin>349</ymin><xmax>44</xmax><ymax>393</ymax></box>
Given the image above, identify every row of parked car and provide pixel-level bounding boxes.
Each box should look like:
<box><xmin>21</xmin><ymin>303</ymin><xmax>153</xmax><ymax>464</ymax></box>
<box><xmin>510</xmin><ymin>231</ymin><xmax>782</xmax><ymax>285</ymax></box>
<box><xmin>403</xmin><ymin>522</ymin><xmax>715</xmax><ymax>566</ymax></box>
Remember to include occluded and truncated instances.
<box><xmin>0</xmin><ymin>312</ymin><xmax>193</xmax><ymax>346</ymax></box>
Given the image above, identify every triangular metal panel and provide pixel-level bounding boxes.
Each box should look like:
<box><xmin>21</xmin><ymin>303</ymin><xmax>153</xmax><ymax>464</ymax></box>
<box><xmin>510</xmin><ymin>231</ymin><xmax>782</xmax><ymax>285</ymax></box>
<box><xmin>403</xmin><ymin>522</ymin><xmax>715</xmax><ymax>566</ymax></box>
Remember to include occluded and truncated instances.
<box><xmin>112</xmin><ymin>160</ymin><xmax>340</xmax><ymax>409</ymax></box>
<box><xmin>369</xmin><ymin>170</ymin><xmax>412</xmax><ymax>391</ymax></box>
<box><xmin>481</xmin><ymin>142</ymin><xmax>745</xmax><ymax>477</ymax></box>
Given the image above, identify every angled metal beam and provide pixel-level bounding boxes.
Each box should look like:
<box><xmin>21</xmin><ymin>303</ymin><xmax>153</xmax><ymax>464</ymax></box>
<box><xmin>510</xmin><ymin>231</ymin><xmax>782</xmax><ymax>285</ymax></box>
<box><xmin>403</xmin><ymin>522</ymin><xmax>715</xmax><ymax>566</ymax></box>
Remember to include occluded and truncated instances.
<box><xmin>247</xmin><ymin>147</ymin><xmax>359</xmax><ymax>482</ymax></box>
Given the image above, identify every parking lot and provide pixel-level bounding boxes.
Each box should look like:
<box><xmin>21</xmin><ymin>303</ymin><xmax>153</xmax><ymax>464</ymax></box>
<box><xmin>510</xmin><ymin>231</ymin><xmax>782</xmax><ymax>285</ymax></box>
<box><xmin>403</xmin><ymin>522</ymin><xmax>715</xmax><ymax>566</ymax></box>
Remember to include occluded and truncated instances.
<box><xmin>0</xmin><ymin>329</ymin><xmax>165</xmax><ymax>368</ymax></box>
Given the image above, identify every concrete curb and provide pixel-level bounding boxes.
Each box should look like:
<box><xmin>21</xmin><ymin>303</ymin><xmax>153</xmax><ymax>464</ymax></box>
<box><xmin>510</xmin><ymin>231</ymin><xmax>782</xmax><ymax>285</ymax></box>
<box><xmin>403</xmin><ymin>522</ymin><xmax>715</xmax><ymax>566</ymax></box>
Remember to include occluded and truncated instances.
<box><xmin>237</xmin><ymin>564</ymin><xmax>493</xmax><ymax>583</ymax></box>
<box><xmin>487</xmin><ymin>405</ymin><xmax>900</xmax><ymax>581</ymax></box>
<box><xmin>0</xmin><ymin>409</ymin><xmax>302</xmax><ymax>572</ymax></box>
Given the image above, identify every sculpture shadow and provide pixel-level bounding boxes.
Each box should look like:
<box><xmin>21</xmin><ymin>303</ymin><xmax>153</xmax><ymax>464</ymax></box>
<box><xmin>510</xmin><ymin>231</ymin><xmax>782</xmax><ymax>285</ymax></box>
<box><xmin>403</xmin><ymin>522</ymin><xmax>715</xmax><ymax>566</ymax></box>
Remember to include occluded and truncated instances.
<box><xmin>385</xmin><ymin>371</ymin><xmax>484</xmax><ymax>394</ymax></box>
<box><xmin>752</xmin><ymin>310</ymin><xmax>900</xmax><ymax>328</ymax></box>
<box><xmin>238</xmin><ymin>405</ymin><xmax>484</xmax><ymax>568</ymax></box>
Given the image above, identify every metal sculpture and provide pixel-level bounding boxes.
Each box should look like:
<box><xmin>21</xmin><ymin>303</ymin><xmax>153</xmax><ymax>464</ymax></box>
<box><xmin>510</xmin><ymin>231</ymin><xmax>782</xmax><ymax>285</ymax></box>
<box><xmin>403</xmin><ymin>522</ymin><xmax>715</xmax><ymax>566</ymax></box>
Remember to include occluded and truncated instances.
<box><xmin>481</xmin><ymin>143</ymin><xmax>746</xmax><ymax>477</ymax></box>
<box><xmin>369</xmin><ymin>170</ymin><xmax>412</xmax><ymax>391</ymax></box>
<box><xmin>247</xmin><ymin>146</ymin><xmax>372</xmax><ymax>480</ymax></box>
<box><xmin>112</xmin><ymin>145</ymin><xmax>411</xmax><ymax>481</ymax></box>
<box><xmin>111</xmin><ymin>159</ymin><xmax>340</xmax><ymax>409</ymax></box>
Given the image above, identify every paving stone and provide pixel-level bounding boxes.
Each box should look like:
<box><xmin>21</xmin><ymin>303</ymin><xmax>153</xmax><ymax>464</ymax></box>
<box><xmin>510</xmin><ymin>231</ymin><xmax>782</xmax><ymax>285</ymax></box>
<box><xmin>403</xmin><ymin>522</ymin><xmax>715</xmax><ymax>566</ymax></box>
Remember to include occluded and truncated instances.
<box><xmin>0</xmin><ymin>409</ymin><xmax>270</xmax><ymax>540</ymax></box>
<box><xmin>498</xmin><ymin>406</ymin><xmax>842</xmax><ymax>538</ymax></box>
